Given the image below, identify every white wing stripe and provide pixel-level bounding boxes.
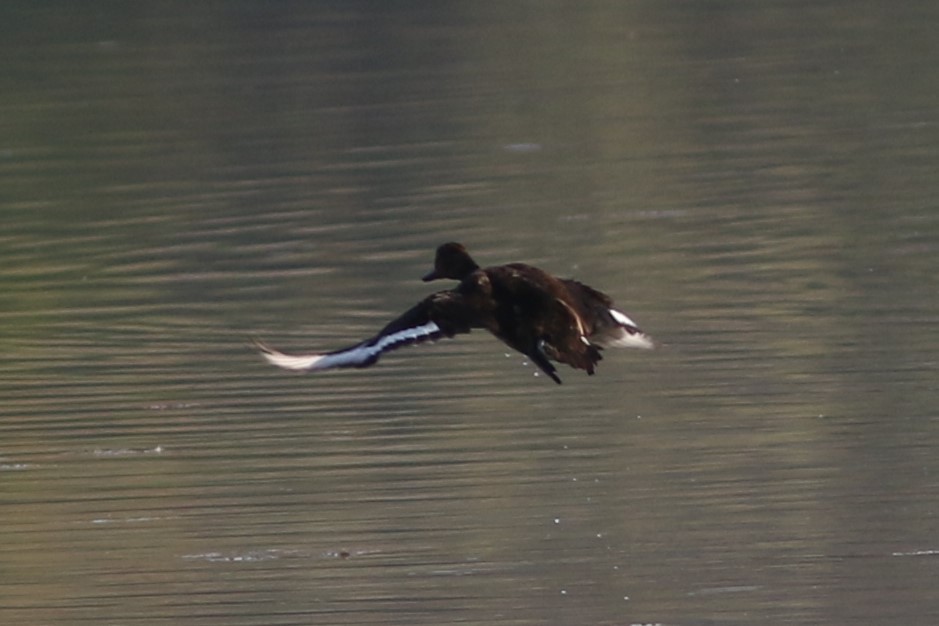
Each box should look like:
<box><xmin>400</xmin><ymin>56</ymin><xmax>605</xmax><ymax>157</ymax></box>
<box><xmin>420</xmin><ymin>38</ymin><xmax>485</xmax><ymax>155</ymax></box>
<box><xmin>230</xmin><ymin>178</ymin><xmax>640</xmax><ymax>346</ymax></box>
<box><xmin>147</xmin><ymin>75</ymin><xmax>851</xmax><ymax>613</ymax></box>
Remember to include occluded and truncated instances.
<box><xmin>259</xmin><ymin>321</ymin><xmax>442</xmax><ymax>372</ymax></box>
<box><xmin>372</xmin><ymin>321</ymin><xmax>441</xmax><ymax>352</ymax></box>
<box><xmin>609</xmin><ymin>308</ymin><xmax>639</xmax><ymax>329</ymax></box>
<box><xmin>603</xmin><ymin>308</ymin><xmax>654</xmax><ymax>349</ymax></box>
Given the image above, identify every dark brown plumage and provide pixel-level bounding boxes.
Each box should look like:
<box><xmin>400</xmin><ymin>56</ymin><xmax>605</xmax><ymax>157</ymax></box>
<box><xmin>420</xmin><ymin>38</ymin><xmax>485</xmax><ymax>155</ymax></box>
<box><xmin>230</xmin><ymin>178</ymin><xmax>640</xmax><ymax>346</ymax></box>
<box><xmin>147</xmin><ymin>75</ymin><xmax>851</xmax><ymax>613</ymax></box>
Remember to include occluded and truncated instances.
<box><xmin>258</xmin><ymin>242</ymin><xmax>653</xmax><ymax>384</ymax></box>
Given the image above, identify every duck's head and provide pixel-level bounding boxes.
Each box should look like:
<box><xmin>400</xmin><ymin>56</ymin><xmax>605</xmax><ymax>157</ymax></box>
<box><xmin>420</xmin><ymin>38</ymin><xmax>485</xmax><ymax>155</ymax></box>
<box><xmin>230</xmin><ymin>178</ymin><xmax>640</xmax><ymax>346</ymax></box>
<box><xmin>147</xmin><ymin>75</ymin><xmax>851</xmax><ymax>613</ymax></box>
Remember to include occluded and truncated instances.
<box><xmin>422</xmin><ymin>242</ymin><xmax>480</xmax><ymax>282</ymax></box>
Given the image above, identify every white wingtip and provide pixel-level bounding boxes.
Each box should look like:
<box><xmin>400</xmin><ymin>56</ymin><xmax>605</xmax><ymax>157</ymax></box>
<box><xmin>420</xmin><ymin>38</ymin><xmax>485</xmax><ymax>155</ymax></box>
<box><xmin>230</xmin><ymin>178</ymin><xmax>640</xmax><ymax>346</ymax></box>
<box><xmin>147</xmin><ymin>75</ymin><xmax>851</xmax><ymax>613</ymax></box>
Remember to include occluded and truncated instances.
<box><xmin>608</xmin><ymin>331</ymin><xmax>655</xmax><ymax>350</ymax></box>
<box><xmin>257</xmin><ymin>343</ymin><xmax>329</xmax><ymax>371</ymax></box>
<box><xmin>605</xmin><ymin>309</ymin><xmax>655</xmax><ymax>350</ymax></box>
<box><xmin>609</xmin><ymin>308</ymin><xmax>638</xmax><ymax>328</ymax></box>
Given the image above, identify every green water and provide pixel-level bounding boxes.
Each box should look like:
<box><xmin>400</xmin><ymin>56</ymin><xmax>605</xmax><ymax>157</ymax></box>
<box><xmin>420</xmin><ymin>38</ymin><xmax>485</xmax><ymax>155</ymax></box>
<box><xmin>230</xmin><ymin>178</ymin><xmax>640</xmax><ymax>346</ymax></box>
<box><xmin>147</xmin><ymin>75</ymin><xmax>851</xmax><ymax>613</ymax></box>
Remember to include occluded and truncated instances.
<box><xmin>3</xmin><ymin>3</ymin><xmax>939</xmax><ymax>624</ymax></box>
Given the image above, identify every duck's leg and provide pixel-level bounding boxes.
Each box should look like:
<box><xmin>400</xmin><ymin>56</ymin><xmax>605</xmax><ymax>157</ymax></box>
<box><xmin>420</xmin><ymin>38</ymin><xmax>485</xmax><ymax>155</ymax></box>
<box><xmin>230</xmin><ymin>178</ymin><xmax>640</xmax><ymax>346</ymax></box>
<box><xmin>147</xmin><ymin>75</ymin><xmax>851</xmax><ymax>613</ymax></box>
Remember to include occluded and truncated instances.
<box><xmin>532</xmin><ymin>339</ymin><xmax>563</xmax><ymax>384</ymax></box>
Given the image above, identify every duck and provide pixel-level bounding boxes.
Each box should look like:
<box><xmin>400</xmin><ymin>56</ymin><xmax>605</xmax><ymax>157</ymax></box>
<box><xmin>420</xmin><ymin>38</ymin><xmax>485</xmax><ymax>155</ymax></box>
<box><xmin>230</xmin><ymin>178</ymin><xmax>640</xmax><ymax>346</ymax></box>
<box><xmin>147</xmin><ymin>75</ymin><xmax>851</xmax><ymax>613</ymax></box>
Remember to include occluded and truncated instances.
<box><xmin>257</xmin><ymin>242</ymin><xmax>653</xmax><ymax>384</ymax></box>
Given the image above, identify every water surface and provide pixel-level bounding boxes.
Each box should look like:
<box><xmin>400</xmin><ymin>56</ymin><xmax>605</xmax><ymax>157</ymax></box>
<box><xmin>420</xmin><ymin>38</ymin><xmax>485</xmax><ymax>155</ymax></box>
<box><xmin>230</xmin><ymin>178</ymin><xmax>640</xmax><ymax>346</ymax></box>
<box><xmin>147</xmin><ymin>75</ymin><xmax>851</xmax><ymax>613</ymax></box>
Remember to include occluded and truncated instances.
<box><xmin>3</xmin><ymin>3</ymin><xmax>939</xmax><ymax>625</ymax></box>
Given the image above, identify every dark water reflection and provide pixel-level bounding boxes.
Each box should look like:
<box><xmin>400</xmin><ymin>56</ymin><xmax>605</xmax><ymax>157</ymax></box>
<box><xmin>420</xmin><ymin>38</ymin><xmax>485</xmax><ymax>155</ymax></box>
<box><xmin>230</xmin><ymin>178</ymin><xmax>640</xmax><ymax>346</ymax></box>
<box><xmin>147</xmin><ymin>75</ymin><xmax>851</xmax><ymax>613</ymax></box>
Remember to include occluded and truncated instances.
<box><xmin>4</xmin><ymin>3</ymin><xmax>939</xmax><ymax>625</ymax></box>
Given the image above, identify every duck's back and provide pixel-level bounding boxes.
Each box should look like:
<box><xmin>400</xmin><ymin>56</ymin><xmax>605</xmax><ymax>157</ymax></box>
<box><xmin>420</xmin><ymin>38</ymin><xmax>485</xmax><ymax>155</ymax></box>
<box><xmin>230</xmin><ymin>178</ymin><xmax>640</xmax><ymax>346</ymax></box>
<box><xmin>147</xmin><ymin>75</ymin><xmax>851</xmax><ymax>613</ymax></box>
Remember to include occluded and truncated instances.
<box><xmin>476</xmin><ymin>263</ymin><xmax>602</xmax><ymax>374</ymax></box>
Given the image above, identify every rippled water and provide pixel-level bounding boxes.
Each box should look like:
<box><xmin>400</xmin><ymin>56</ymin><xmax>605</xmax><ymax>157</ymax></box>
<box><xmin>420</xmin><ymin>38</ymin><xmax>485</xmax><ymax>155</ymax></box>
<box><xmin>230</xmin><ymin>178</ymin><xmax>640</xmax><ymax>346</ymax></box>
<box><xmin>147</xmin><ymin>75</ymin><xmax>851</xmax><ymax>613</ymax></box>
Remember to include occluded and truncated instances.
<box><xmin>3</xmin><ymin>3</ymin><xmax>939</xmax><ymax>625</ymax></box>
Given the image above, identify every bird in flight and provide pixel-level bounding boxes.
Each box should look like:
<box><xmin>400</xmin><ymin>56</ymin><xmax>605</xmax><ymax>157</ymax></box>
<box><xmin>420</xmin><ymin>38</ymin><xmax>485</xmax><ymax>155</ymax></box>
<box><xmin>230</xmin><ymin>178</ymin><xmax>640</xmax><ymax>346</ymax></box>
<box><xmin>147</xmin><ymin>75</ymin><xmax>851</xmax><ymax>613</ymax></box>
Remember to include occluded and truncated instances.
<box><xmin>258</xmin><ymin>242</ymin><xmax>653</xmax><ymax>384</ymax></box>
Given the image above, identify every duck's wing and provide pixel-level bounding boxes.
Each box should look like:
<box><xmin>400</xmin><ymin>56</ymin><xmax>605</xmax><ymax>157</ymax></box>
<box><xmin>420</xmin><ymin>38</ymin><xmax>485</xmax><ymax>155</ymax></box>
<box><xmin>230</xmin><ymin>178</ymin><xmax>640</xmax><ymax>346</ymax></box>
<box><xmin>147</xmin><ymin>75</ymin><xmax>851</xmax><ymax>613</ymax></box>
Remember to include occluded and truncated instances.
<box><xmin>561</xmin><ymin>279</ymin><xmax>613</xmax><ymax>308</ymax></box>
<box><xmin>257</xmin><ymin>291</ymin><xmax>474</xmax><ymax>372</ymax></box>
<box><xmin>561</xmin><ymin>279</ymin><xmax>653</xmax><ymax>349</ymax></box>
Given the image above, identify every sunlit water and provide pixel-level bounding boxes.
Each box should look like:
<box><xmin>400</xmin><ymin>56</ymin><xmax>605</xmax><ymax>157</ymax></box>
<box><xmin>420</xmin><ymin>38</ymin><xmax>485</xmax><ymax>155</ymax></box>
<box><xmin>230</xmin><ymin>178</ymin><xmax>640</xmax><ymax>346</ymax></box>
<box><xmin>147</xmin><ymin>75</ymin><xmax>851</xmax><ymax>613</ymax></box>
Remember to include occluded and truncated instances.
<box><xmin>3</xmin><ymin>3</ymin><xmax>939</xmax><ymax>625</ymax></box>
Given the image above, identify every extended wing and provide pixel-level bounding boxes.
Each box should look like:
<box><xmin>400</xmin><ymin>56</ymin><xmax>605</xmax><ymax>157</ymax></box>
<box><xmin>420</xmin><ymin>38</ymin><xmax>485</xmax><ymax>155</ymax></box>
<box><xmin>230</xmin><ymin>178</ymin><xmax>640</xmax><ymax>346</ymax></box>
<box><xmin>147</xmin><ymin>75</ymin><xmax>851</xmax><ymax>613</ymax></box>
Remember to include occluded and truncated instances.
<box><xmin>257</xmin><ymin>291</ymin><xmax>474</xmax><ymax>372</ymax></box>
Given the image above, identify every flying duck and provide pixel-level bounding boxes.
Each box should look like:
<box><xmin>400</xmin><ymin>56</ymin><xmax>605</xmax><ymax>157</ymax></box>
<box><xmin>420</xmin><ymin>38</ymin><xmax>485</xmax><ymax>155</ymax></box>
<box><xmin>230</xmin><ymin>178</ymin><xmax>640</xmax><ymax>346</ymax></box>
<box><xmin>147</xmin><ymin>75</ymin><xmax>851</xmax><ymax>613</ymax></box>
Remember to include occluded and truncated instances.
<box><xmin>258</xmin><ymin>242</ymin><xmax>653</xmax><ymax>384</ymax></box>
